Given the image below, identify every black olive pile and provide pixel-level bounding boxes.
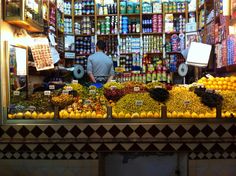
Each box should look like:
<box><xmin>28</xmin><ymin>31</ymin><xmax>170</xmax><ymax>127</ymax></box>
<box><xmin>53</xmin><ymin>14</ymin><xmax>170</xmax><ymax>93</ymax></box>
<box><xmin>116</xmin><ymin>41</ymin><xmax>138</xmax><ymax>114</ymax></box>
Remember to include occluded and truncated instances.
<box><xmin>149</xmin><ymin>88</ymin><xmax>169</xmax><ymax>102</ymax></box>
<box><xmin>194</xmin><ymin>88</ymin><xmax>223</xmax><ymax>108</ymax></box>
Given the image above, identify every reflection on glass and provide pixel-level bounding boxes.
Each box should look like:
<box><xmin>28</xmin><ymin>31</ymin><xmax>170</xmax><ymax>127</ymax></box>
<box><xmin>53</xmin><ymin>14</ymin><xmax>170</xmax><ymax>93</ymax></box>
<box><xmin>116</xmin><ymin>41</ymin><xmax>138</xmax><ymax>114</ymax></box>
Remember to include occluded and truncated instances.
<box><xmin>9</xmin><ymin>45</ymin><xmax>28</xmax><ymax>106</ymax></box>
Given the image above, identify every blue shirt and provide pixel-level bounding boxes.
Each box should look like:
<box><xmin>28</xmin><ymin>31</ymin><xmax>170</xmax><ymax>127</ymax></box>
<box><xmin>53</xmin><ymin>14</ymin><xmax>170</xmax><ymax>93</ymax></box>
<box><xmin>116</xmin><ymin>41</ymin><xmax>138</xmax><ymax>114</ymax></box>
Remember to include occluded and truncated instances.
<box><xmin>87</xmin><ymin>51</ymin><xmax>115</xmax><ymax>78</ymax></box>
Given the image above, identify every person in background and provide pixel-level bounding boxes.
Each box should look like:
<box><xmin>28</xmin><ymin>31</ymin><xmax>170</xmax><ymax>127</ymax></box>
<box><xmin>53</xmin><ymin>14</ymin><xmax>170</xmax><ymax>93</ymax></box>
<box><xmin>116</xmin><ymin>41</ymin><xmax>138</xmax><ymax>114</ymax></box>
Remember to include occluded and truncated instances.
<box><xmin>87</xmin><ymin>40</ymin><xmax>115</xmax><ymax>84</ymax></box>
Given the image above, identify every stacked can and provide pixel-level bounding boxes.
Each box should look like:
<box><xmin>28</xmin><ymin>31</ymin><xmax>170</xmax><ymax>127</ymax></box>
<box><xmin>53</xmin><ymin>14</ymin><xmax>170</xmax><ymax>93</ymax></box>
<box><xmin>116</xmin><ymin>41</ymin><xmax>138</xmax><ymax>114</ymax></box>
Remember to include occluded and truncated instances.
<box><xmin>101</xmin><ymin>36</ymin><xmax>118</xmax><ymax>54</ymax></box>
<box><xmin>75</xmin><ymin>36</ymin><xmax>95</xmax><ymax>55</ymax></box>
<box><xmin>64</xmin><ymin>18</ymin><xmax>72</xmax><ymax>34</ymax></box>
<box><xmin>179</xmin><ymin>15</ymin><xmax>185</xmax><ymax>32</ymax></box>
<box><xmin>171</xmin><ymin>34</ymin><xmax>180</xmax><ymax>52</ymax></box>
<box><xmin>64</xmin><ymin>1</ymin><xmax>71</xmax><ymax>15</ymax></box>
<box><xmin>121</xmin><ymin>16</ymin><xmax>128</xmax><ymax>34</ymax></box>
<box><xmin>177</xmin><ymin>2</ymin><xmax>185</xmax><ymax>13</ymax></box>
<box><xmin>152</xmin><ymin>14</ymin><xmax>162</xmax><ymax>33</ymax></box>
<box><xmin>74</xmin><ymin>21</ymin><xmax>80</xmax><ymax>35</ymax></box>
<box><xmin>81</xmin><ymin>17</ymin><xmax>93</xmax><ymax>34</ymax></box>
<box><xmin>81</xmin><ymin>0</ymin><xmax>94</xmax><ymax>15</ymax></box>
<box><xmin>143</xmin><ymin>35</ymin><xmax>163</xmax><ymax>53</ymax></box>
<box><xmin>105</xmin><ymin>16</ymin><xmax>110</xmax><ymax>34</ymax></box>
<box><xmin>74</xmin><ymin>2</ymin><xmax>82</xmax><ymax>15</ymax></box>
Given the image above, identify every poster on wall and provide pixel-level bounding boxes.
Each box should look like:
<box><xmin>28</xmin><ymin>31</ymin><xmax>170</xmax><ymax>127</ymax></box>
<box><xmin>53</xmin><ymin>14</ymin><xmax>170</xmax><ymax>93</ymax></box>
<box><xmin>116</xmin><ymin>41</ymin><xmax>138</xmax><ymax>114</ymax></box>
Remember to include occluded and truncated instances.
<box><xmin>30</xmin><ymin>37</ymin><xmax>54</xmax><ymax>71</ymax></box>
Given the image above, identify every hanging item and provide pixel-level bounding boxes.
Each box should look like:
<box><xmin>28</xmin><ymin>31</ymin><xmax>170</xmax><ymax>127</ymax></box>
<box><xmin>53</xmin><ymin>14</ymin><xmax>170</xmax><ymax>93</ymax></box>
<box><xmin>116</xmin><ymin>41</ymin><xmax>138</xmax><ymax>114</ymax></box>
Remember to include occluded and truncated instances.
<box><xmin>30</xmin><ymin>37</ymin><xmax>54</xmax><ymax>71</ymax></box>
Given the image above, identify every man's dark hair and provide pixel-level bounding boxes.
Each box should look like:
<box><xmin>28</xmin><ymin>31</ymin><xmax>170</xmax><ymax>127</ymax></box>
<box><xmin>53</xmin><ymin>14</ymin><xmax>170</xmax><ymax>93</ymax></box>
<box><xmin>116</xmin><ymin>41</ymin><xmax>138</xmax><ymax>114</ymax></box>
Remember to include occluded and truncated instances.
<box><xmin>96</xmin><ymin>40</ymin><xmax>106</xmax><ymax>51</ymax></box>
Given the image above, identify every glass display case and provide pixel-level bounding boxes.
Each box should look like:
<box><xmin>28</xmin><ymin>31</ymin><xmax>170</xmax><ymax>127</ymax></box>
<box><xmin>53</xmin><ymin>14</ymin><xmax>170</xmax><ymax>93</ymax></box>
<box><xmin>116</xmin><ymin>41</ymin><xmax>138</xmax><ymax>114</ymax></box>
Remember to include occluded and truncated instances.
<box><xmin>3</xmin><ymin>0</ymin><xmax>44</xmax><ymax>32</ymax></box>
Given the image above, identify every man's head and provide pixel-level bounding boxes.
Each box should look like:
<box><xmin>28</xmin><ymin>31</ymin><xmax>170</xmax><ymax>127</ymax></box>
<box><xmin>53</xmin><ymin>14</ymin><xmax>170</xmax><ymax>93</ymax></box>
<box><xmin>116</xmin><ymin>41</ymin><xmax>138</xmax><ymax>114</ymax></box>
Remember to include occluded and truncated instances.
<box><xmin>96</xmin><ymin>40</ymin><xmax>106</xmax><ymax>51</ymax></box>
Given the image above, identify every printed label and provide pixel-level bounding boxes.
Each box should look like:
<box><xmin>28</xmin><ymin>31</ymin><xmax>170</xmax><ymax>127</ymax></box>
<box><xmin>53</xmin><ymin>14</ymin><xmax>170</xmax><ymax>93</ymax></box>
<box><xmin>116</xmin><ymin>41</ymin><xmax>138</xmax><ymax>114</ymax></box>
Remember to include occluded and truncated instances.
<box><xmin>13</xmin><ymin>91</ymin><xmax>20</xmax><ymax>96</ymax></box>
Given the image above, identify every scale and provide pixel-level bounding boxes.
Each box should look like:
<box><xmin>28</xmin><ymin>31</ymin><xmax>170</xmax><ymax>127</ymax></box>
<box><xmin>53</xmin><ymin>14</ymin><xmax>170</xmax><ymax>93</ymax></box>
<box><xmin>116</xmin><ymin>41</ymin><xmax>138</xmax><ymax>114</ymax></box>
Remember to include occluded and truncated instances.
<box><xmin>178</xmin><ymin>63</ymin><xmax>188</xmax><ymax>84</ymax></box>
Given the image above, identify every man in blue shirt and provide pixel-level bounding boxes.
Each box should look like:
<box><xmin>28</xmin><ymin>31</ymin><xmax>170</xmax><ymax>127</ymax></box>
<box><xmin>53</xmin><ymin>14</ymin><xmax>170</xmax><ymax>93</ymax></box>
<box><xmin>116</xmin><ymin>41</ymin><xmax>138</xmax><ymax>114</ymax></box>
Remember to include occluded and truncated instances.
<box><xmin>87</xmin><ymin>40</ymin><xmax>115</xmax><ymax>84</ymax></box>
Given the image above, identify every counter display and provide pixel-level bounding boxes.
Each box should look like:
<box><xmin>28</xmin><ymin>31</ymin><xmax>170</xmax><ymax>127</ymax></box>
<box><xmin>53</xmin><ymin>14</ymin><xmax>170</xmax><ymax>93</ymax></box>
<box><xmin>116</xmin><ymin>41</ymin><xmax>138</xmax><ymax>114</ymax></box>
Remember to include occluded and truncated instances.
<box><xmin>6</xmin><ymin>76</ymin><xmax>236</xmax><ymax>121</ymax></box>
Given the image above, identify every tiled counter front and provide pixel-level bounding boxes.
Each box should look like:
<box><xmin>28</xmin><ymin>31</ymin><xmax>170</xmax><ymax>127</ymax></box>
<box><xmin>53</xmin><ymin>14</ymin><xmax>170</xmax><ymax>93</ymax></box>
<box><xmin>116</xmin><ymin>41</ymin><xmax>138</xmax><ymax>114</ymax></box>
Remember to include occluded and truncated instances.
<box><xmin>0</xmin><ymin>122</ymin><xmax>236</xmax><ymax>160</ymax></box>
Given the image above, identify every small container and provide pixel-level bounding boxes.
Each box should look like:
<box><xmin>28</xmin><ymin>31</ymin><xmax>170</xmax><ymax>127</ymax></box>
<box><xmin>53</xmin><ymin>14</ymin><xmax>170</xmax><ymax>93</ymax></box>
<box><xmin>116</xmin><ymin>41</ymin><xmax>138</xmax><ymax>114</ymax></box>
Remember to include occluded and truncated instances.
<box><xmin>127</xmin><ymin>2</ymin><xmax>134</xmax><ymax>14</ymax></box>
<box><xmin>120</xmin><ymin>1</ymin><xmax>127</xmax><ymax>14</ymax></box>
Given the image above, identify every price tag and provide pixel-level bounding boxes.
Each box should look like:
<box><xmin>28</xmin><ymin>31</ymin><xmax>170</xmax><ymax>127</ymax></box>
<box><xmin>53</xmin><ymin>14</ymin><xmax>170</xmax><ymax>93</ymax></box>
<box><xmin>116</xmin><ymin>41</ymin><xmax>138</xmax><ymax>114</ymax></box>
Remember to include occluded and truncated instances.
<box><xmin>44</xmin><ymin>91</ymin><xmax>51</xmax><ymax>96</ymax></box>
<box><xmin>84</xmin><ymin>100</ymin><xmax>91</xmax><ymax>105</ymax></box>
<box><xmin>135</xmin><ymin>100</ymin><xmax>143</xmax><ymax>106</ymax></box>
<box><xmin>13</xmin><ymin>91</ymin><xmax>20</xmax><ymax>96</ymax></box>
<box><xmin>110</xmin><ymin>86</ymin><xmax>117</xmax><ymax>90</ymax></box>
<box><xmin>49</xmin><ymin>85</ymin><xmax>55</xmax><ymax>90</ymax></box>
<box><xmin>154</xmin><ymin>85</ymin><xmax>162</xmax><ymax>88</ymax></box>
<box><xmin>134</xmin><ymin>87</ymin><xmax>140</xmax><ymax>92</ymax></box>
<box><xmin>184</xmin><ymin>100</ymin><xmax>191</xmax><ymax>105</ymax></box>
<box><xmin>205</xmin><ymin>74</ymin><xmax>214</xmax><ymax>79</ymax></box>
<box><xmin>72</xmin><ymin>80</ymin><xmax>78</xmax><ymax>84</ymax></box>
<box><xmin>89</xmin><ymin>90</ymin><xmax>96</xmax><ymax>94</ymax></box>
<box><xmin>66</xmin><ymin>86</ymin><xmax>73</xmax><ymax>91</ymax></box>
<box><xmin>62</xmin><ymin>90</ymin><xmax>69</xmax><ymax>94</ymax></box>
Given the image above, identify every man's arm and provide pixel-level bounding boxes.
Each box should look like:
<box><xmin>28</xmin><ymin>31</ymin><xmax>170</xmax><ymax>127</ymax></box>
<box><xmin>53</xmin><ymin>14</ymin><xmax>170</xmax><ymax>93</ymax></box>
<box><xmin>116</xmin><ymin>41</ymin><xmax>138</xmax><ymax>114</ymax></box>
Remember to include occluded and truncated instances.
<box><xmin>107</xmin><ymin>75</ymin><xmax>114</xmax><ymax>83</ymax></box>
<box><xmin>87</xmin><ymin>57</ymin><xmax>96</xmax><ymax>83</ymax></box>
<box><xmin>88</xmin><ymin>73</ymin><xmax>96</xmax><ymax>83</ymax></box>
<box><xmin>106</xmin><ymin>63</ymin><xmax>115</xmax><ymax>83</ymax></box>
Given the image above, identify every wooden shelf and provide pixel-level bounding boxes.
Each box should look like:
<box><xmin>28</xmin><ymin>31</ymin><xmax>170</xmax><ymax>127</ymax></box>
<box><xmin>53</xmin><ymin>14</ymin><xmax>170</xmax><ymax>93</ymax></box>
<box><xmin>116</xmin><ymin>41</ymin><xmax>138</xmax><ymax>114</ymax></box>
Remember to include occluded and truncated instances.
<box><xmin>165</xmin><ymin>32</ymin><xmax>181</xmax><ymax>35</ymax></box>
<box><xmin>64</xmin><ymin>14</ymin><xmax>72</xmax><ymax>17</ymax></box>
<box><xmin>5</xmin><ymin>18</ymin><xmax>43</xmax><ymax>32</ymax></box>
<box><xmin>142</xmin><ymin>13</ymin><xmax>163</xmax><ymax>15</ymax></box>
<box><xmin>76</xmin><ymin>53</ymin><xmax>91</xmax><ymax>56</ymax></box>
<box><xmin>75</xmin><ymin>34</ymin><xmax>95</xmax><ymax>37</ymax></box>
<box><xmin>97</xmin><ymin>14</ymin><xmax>118</xmax><ymax>17</ymax></box>
<box><xmin>120</xmin><ymin>13</ymin><xmax>140</xmax><ymax>16</ymax></box>
<box><xmin>142</xmin><ymin>32</ymin><xmax>163</xmax><ymax>35</ymax></box>
<box><xmin>120</xmin><ymin>52</ymin><xmax>140</xmax><ymax>55</ymax></box>
<box><xmin>97</xmin><ymin>34</ymin><xmax>118</xmax><ymax>36</ymax></box>
<box><xmin>164</xmin><ymin>12</ymin><xmax>185</xmax><ymax>15</ymax></box>
<box><xmin>144</xmin><ymin>52</ymin><xmax>163</xmax><ymax>55</ymax></box>
<box><xmin>74</xmin><ymin>14</ymin><xmax>95</xmax><ymax>17</ymax></box>
<box><xmin>166</xmin><ymin>51</ymin><xmax>181</xmax><ymax>54</ymax></box>
<box><xmin>120</xmin><ymin>33</ymin><xmax>140</xmax><ymax>36</ymax></box>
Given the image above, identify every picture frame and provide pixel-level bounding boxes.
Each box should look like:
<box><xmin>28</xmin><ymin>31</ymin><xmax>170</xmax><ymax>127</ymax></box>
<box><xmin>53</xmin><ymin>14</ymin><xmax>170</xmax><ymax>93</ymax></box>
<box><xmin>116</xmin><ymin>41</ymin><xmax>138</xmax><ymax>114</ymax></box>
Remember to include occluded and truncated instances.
<box><xmin>185</xmin><ymin>32</ymin><xmax>198</xmax><ymax>48</ymax></box>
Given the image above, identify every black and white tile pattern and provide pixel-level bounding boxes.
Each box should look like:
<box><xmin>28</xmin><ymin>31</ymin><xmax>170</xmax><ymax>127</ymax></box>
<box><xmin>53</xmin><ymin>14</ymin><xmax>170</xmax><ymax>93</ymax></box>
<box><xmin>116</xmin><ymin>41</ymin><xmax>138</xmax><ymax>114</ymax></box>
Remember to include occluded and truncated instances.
<box><xmin>0</xmin><ymin>123</ymin><xmax>235</xmax><ymax>160</ymax></box>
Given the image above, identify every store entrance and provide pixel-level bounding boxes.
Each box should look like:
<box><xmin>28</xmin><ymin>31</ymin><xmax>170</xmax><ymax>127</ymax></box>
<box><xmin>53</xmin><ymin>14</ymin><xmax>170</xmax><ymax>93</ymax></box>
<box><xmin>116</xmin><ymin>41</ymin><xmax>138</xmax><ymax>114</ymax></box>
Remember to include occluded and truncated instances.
<box><xmin>101</xmin><ymin>152</ymin><xmax>188</xmax><ymax>176</ymax></box>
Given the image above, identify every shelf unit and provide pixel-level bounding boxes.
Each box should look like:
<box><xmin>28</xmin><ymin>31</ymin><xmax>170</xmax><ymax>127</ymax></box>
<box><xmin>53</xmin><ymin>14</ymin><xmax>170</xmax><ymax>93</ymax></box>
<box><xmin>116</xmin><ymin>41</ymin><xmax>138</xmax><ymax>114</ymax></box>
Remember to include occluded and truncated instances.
<box><xmin>43</xmin><ymin>0</ymin><xmax>192</xmax><ymax>83</ymax></box>
<box><xmin>3</xmin><ymin>0</ymin><xmax>44</xmax><ymax>32</ymax></box>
